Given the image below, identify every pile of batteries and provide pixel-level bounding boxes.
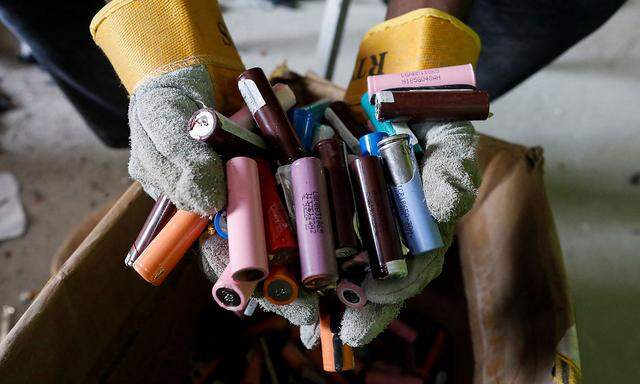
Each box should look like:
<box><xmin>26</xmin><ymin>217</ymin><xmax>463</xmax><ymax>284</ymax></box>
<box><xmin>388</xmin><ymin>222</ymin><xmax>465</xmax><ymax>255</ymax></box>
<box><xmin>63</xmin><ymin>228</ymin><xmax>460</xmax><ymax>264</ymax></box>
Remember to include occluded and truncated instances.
<box><xmin>124</xmin><ymin>64</ymin><xmax>488</xmax><ymax>372</ymax></box>
<box><xmin>185</xmin><ymin>306</ymin><xmax>453</xmax><ymax>383</ymax></box>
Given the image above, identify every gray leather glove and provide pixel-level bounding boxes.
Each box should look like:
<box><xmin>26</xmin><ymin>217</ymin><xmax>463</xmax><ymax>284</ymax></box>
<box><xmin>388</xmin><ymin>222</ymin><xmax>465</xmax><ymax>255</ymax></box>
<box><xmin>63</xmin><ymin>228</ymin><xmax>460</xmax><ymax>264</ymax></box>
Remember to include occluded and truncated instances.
<box><xmin>129</xmin><ymin>65</ymin><xmax>227</xmax><ymax>216</ymax></box>
<box><xmin>301</xmin><ymin>120</ymin><xmax>481</xmax><ymax>348</ymax></box>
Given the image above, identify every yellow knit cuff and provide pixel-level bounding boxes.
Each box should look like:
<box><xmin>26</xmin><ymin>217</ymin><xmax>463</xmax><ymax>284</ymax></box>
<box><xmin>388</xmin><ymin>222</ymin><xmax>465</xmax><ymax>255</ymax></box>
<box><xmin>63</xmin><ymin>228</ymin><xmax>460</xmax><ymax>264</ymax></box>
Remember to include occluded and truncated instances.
<box><xmin>344</xmin><ymin>8</ymin><xmax>481</xmax><ymax>108</ymax></box>
<box><xmin>90</xmin><ymin>0</ymin><xmax>246</xmax><ymax>113</ymax></box>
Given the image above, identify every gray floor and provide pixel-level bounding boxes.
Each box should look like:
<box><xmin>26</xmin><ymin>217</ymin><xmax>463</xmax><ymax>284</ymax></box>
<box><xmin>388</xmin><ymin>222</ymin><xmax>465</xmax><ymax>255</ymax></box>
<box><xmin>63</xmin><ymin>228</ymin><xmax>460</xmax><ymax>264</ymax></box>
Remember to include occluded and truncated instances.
<box><xmin>1</xmin><ymin>0</ymin><xmax>639</xmax><ymax>382</ymax></box>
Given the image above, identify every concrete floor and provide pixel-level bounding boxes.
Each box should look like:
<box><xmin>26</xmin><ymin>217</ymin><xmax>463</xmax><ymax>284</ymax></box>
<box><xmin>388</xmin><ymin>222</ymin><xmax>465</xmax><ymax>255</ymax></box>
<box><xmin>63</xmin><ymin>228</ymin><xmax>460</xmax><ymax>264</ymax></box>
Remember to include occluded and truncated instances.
<box><xmin>1</xmin><ymin>0</ymin><xmax>639</xmax><ymax>382</ymax></box>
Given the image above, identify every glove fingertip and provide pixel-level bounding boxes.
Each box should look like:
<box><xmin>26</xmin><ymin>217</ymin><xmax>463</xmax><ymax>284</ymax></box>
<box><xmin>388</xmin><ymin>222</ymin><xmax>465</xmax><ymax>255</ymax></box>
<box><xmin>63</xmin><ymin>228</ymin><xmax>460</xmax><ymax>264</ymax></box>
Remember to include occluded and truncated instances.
<box><xmin>300</xmin><ymin>322</ymin><xmax>321</xmax><ymax>350</ymax></box>
<box><xmin>257</xmin><ymin>294</ymin><xmax>319</xmax><ymax>326</ymax></box>
<box><xmin>198</xmin><ymin>232</ymin><xmax>229</xmax><ymax>281</ymax></box>
<box><xmin>175</xmin><ymin>153</ymin><xmax>227</xmax><ymax>216</ymax></box>
<box><xmin>128</xmin><ymin>154</ymin><xmax>163</xmax><ymax>201</ymax></box>
<box><xmin>340</xmin><ymin>303</ymin><xmax>403</xmax><ymax>347</ymax></box>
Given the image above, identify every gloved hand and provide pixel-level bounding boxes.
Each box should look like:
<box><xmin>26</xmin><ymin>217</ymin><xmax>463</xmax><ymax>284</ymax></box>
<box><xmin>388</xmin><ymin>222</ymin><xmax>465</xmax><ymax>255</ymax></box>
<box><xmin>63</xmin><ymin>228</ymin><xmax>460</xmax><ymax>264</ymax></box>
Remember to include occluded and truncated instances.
<box><xmin>299</xmin><ymin>120</ymin><xmax>480</xmax><ymax>348</ymax></box>
<box><xmin>129</xmin><ymin>66</ymin><xmax>226</xmax><ymax>216</ymax></box>
<box><xmin>303</xmin><ymin>4</ymin><xmax>483</xmax><ymax>348</ymax></box>
<box><xmin>91</xmin><ymin>0</ymin><xmax>246</xmax><ymax>216</ymax></box>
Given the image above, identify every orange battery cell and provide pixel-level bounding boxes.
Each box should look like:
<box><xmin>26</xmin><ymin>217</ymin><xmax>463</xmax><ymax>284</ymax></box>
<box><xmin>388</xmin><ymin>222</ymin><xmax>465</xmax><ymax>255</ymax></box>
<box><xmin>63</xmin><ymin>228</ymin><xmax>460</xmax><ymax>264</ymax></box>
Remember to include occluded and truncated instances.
<box><xmin>263</xmin><ymin>265</ymin><xmax>299</xmax><ymax>305</ymax></box>
<box><xmin>133</xmin><ymin>209</ymin><xmax>209</xmax><ymax>285</ymax></box>
<box><xmin>319</xmin><ymin>298</ymin><xmax>355</xmax><ymax>372</ymax></box>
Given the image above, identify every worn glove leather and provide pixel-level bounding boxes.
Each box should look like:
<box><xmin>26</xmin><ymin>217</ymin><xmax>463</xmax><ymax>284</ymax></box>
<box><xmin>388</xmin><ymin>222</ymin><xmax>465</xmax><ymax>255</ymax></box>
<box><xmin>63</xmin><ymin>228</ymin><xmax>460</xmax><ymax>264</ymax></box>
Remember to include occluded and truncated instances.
<box><xmin>129</xmin><ymin>66</ymin><xmax>227</xmax><ymax>216</ymax></box>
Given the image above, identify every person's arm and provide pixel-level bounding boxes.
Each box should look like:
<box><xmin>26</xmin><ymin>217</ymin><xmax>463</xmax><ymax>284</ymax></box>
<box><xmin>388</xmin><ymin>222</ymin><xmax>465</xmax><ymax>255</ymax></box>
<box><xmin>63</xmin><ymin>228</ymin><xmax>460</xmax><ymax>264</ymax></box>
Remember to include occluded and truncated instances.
<box><xmin>386</xmin><ymin>0</ymin><xmax>472</xmax><ymax>20</ymax></box>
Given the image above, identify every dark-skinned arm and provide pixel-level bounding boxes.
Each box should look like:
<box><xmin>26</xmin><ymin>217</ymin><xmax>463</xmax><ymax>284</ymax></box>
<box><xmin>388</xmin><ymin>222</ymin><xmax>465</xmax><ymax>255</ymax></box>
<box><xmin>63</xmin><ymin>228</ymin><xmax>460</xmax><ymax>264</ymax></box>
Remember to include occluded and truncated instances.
<box><xmin>386</xmin><ymin>0</ymin><xmax>472</xmax><ymax>20</ymax></box>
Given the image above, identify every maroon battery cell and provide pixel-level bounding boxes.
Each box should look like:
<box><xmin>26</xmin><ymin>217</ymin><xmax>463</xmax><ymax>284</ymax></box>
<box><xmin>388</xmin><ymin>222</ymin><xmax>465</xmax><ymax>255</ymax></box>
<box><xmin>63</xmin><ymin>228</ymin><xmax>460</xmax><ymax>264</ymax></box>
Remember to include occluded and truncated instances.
<box><xmin>374</xmin><ymin>89</ymin><xmax>490</xmax><ymax>122</ymax></box>
<box><xmin>237</xmin><ymin>68</ymin><xmax>306</xmax><ymax>164</ymax></box>
<box><xmin>314</xmin><ymin>138</ymin><xmax>358</xmax><ymax>258</ymax></box>
<box><xmin>125</xmin><ymin>194</ymin><xmax>177</xmax><ymax>267</ymax></box>
<box><xmin>187</xmin><ymin>108</ymin><xmax>267</xmax><ymax>158</ymax></box>
<box><xmin>350</xmin><ymin>156</ymin><xmax>406</xmax><ymax>279</ymax></box>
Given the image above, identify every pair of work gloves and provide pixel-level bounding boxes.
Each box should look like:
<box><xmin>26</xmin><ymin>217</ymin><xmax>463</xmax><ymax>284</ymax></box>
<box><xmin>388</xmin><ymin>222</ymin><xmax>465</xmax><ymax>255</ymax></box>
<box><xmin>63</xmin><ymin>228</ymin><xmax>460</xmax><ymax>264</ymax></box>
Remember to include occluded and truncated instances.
<box><xmin>92</xmin><ymin>0</ymin><xmax>481</xmax><ymax>348</ymax></box>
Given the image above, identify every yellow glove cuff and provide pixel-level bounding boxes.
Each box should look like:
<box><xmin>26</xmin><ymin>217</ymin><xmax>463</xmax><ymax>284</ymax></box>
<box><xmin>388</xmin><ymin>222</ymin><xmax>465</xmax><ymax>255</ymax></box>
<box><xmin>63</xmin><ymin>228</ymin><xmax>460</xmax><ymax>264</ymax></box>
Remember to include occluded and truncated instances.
<box><xmin>344</xmin><ymin>8</ymin><xmax>481</xmax><ymax>108</ymax></box>
<box><xmin>90</xmin><ymin>0</ymin><xmax>245</xmax><ymax>113</ymax></box>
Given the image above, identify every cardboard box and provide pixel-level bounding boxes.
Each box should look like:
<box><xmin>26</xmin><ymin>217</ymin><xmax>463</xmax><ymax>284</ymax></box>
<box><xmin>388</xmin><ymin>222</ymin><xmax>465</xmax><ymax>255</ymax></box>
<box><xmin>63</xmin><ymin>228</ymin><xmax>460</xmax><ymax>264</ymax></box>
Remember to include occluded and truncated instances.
<box><xmin>0</xmin><ymin>72</ymin><xmax>580</xmax><ymax>383</ymax></box>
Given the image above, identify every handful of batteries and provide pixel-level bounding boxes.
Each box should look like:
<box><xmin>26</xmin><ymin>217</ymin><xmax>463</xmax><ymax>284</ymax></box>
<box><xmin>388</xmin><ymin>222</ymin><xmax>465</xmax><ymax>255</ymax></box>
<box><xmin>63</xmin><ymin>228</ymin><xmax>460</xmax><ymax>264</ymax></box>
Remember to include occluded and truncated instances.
<box><xmin>124</xmin><ymin>64</ymin><xmax>489</xmax><ymax>372</ymax></box>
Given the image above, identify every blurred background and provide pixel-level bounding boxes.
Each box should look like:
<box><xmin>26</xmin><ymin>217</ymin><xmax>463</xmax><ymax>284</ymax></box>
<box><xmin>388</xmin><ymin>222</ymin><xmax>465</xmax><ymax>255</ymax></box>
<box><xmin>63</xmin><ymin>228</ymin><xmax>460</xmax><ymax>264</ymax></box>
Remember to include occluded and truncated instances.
<box><xmin>0</xmin><ymin>0</ymin><xmax>638</xmax><ymax>382</ymax></box>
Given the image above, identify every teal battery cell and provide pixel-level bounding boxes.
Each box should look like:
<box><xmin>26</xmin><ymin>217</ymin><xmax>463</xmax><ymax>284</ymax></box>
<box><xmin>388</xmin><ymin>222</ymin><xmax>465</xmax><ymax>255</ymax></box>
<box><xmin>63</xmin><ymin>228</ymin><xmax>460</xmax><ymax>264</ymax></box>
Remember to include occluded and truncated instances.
<box><xmin>360</xmin><ymin>93</ymin><xmax>422</xmax><ymax>154</ymax></box>
<box><xmin>378</xmin><ymin>134</ymin><xmax>443</xmax><ymax>254</ymax></box>
<box><xmin>292</xmin><ymin>99</ymin><xmax>332</xmax><ymax>151</ymax></box>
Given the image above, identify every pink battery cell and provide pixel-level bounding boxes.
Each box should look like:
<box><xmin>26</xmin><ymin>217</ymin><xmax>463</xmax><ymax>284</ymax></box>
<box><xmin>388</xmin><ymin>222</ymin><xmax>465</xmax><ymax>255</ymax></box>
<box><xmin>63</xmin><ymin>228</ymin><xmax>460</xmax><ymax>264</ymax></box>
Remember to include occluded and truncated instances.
<box><xmin>366</xmin><ymin>64</ymin><xmax>476</xmax><ymax>102</ymax></box>
<box><xmin>212</xmin><ymin>264</ymin><xmax>258</xmax><ymax>312</ymax></box>
<box><xmin>226</xmin><ymin>157</ymin><xmax>269</xmax><ymax>282</ymax></box>
<box><xmin>337</xmin><ymin>280</ymin><xmax>367</xmax><ymax>309</ymax></box>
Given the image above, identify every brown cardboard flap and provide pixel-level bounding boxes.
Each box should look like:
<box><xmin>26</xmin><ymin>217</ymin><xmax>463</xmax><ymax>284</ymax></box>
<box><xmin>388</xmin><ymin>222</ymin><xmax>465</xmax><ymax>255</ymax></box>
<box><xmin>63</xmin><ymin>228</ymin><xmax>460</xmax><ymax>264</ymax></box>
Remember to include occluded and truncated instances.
<box><xmin>458</xmin><ymin>135</ymin><xmax>575</xmax><ymax>383</ymax></box>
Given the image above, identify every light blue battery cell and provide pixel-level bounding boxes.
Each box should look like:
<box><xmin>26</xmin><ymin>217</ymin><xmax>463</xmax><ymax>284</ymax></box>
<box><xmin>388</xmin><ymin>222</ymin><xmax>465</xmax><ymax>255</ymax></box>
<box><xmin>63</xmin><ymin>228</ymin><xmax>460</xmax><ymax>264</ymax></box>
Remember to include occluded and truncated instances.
<box><xmin>378</xmin><ymin>134</ymin><xmax>443</xmax><ymax>254</ymax></box>
<box><xmin>360</xmin><ymin>93</ymin><xmax>422</xmax><ymax>154</ymax></box>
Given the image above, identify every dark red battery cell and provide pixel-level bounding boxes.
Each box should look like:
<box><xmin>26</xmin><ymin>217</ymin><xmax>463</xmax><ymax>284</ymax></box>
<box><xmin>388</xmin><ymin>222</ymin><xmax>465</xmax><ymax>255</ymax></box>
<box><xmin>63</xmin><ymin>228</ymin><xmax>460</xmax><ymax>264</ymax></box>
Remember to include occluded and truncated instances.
<box><xmin>255</xmin><ymin>158</ymin><xmax>298</xmax><ymax>265</ymax></box>
<box><xmin>237</xmin><ymin>68</ymin><xmax>306</xmax><ymax>164</ymax></box>
<box><xmin>314</xmin><ymin>138</ymin><xmax>358</xmax><ymax>258</ymax></box>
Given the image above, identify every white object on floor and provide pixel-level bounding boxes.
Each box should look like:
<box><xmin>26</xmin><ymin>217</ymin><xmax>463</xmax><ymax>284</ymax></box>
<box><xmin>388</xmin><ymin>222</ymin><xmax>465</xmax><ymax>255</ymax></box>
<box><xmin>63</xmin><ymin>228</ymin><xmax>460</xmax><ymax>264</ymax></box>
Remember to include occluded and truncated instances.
<box><xmin>0</xmin><ymin>172</ymin><xmax>27</xmax><ymax>241</ymax></box>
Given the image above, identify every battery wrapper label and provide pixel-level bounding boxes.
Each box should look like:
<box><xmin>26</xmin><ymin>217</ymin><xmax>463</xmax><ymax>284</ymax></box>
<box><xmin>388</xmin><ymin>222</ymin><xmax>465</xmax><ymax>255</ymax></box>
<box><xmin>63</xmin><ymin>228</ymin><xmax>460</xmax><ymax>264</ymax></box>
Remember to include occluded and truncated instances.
<box><xmin>238</xmin><ymin>79</ymin><xmax>266</xmax><ymax>114</ymax></box>
<box><xmin>390</xmin><ymin>163</ymin><xmax>443</xmax><ymax>254</ymax></box>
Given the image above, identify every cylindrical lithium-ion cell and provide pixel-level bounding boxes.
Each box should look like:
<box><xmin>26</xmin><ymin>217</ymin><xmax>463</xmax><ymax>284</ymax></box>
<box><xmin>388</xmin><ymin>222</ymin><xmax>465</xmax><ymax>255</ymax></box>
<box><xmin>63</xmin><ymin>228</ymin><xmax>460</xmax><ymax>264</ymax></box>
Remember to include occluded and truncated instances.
<box><xmin>374</xmin><ymin>89</ymin><xmax>490</xmax><ymax>122</ymax></box>
<box><xmin>275</xmin><ymin>164</ymin><xmax>296</xmax><ymax>226</ymax></box>
<box><xmin>125</xmin><ymin>194</ymin><xmax>176</xmax><ymax>267</ymax></box>
<box><xmin>366</xmin><ymin>63</ymin><xmax>477</xmax><ymax>100</ymax></box>
<box><xmin>212</xmin><ymin>264</ymin><xmax>258</xmax><ymax>311</ymax></box>
<box><xmin>337</xmin><ymin>280</ymin><xmax>367</xmax><ymax>309</ymax></box>
<box><xmin>350</xmin><ymin>156</ymin><xmax>407</xmax><ymax>279</ymax></box>
<box><xmin>359</xmin><ymin>132</ymin><xmax>388</xmax><ymax>157</ymax></box>
<box><xmin>229</xmin><ymin>83</ymin><xmax>297</xmax><ymax>130</ymax></box>
<box><xmin>255</xmin><ymin>158</ymin><xmax>298</xmax><ymax>265</ymax></box>
<box><xmin>133</xmin><ymin>210</ymin><xmax>209</xmax><ymax>285</ymax></box>
<box><xmin>378</xmin><ymin>134</ymin><xmax>443</xmax><ymax>254</ymax></box>
<box><xmin>263</xmin><ymin>265</ymin><xmax>299</xmax><ymax>305</ymax></box>
<box><xmin>319</xmin><ymin>296</ymin><xmax>355</xmax><ymax>372</ymax></box>
<box><xmin>314</xmin><ymin>138</ymin><xmax>358</xmax><ymax>258</ymax></box>
<box><xmin>291</xmin><ymin>157</ymin><xmax>338</xmax><ymax>290</ymax></box>
<box><xmin>226</xmin><ymin>157</ymin><xmax>269</xmax><ymax>282</ymax></box>
<box><xmin>187</xmin><ymin>108</ymin><xmax>266</xmax><ymax>158</ymax></box>
<box><xmin>311</xmin><ymin>124</ymin><xmax>335</xmax><ymax>149</ymax></box>
<box><xmin>237</xmin><ymin>68</ymin><xmax>306</xmax><ymax>164</ymax></box>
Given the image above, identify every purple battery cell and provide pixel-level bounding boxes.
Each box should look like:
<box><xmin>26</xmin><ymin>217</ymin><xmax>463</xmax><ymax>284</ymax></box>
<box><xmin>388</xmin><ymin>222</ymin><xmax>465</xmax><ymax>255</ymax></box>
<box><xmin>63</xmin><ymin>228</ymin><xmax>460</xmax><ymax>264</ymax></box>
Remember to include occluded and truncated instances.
<box><xmin>291</xmin><ymin>157</ymin><xmax>338</xmax><ymax>290</ymax></box>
